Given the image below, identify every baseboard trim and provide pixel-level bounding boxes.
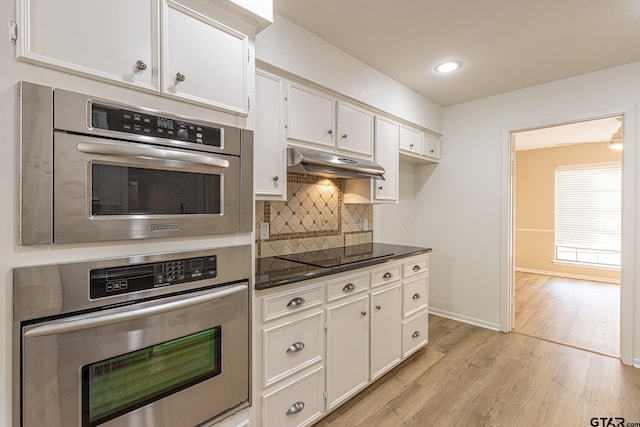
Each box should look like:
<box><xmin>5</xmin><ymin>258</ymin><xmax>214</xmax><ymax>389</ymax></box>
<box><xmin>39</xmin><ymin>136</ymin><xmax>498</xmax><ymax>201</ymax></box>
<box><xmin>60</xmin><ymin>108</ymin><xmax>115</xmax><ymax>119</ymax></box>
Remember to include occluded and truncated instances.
<box><xmin>515</xmin><ymin>267</ymin><xmax>620</xmax><ymax>285</ymax></box>
<box><xmin>428</xmin><ymin>307</ymin><xmax>501</xmax><ymax>332</ymax></box>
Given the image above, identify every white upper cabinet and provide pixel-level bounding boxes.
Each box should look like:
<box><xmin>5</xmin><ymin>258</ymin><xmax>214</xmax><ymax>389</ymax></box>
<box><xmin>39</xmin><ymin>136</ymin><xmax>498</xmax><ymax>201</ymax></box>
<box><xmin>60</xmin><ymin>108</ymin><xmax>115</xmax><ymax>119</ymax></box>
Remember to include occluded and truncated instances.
<box><xmin>17</xmin><ymin>0</ymin><xmax>252</xmax><ymax>116</ymax></box>
<box><xmin>255</xmin><ymin>70</ymin><xmax>286</xmax><ymax>200</ymax></box>
<box><xmin>17</xmin><ymin>0</ymin><xmax>159</xmax><ymax>92</ymax></box>
<box><xmin>399</xmin><ymin>124</ymin><xmax>422</xmax><ymax>156</ymax></box>
<box><xmin>286</xmin><ymin>82</ymin><xmax>336</xmax><ymax>149</ymax></box>
<box><xmin>161</xmin><ymin>0</ymin><xmax>248</xmax><ymax>114</ymax></box>
<box><xmin>336</xmin><ymin>102</ymin><xmax>374</xmax><ymax>157</ymax></box>
<box><xmin>422</xmin><ymin>131</ymin><xmax>441</xmax><ymax>161</ymax></box>
<box><xmin>374</xmin><ymin>116</ymin><xmax>399</xmax><ymax>202</ymax></box>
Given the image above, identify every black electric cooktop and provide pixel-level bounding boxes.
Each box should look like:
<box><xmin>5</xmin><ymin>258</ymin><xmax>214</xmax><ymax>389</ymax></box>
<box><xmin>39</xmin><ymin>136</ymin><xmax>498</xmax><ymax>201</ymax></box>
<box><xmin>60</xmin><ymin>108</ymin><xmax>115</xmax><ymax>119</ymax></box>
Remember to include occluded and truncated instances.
<box><xmin>274</xmin><ymin>243</ymin><xmax>394</xmax><ymax>268</ymax></box>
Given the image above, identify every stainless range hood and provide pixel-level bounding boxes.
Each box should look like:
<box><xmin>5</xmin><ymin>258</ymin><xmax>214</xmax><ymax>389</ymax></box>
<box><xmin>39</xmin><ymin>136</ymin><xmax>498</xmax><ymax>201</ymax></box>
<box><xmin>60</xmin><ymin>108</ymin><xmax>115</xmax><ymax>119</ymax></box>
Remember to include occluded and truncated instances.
<box><xmin>287</xmin><ymin>147</ymin><xmax>385</xmax><ymax>180</ymax></box>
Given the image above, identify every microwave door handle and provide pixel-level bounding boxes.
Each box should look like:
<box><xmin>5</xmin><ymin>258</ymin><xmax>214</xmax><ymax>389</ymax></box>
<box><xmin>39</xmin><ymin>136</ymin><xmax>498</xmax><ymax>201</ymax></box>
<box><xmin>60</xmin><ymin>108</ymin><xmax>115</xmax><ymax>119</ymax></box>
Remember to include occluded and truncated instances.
<box><xmin>76</xmin><ymin>141</ymin><xmax>230</xmax><ymax>169</ymax></box>
<box><xmin>24</xmin><ymin>284</ymin><xmax>246</xmax><ymax>338</ymax></box>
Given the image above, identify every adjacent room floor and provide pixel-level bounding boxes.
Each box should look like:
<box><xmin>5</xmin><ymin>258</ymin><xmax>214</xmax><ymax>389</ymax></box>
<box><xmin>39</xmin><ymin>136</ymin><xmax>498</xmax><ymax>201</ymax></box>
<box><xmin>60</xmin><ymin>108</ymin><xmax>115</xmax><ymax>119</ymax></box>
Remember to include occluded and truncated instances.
<box><xmin>513</xmin><ymin>271</ymin><xmax>620</xmax><ymax>357</ymax></box>
<box><xmin>313</xmin><ymin>315</ymin><xmax>640</xmax><ymax>426</ymax></box>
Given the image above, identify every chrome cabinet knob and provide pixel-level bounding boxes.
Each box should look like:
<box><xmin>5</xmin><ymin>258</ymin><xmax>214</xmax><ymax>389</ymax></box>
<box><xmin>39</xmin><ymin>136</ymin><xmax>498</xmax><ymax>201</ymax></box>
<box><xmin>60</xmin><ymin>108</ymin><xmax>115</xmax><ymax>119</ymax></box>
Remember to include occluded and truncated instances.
<box><xmin>378</xmin><ymin>186</ymin><xmax>383</xmax><ymax>190</ymax></box>
<box><xmin>273</xmin><ymin>176</ymin><xmax>279</xmax><ymax>182</ymax></box>
<box><xmin>342</xmin><ymin>133</ymin><xmax>348</xmax><ymax>138</ymax></box>
<box><xmin>327</xmin><ymin>129</ymin><xmax>333</xmax><ymax>135</ymax></box>
<box><xmin>412</xmin><ymin>293</ymin><xmax>421</xmax><ymax>300</ymax></box>
<box><xmin>412</xmin><ymin>265</ymin><xmax>421</xmax><ymax>272</ymax></box>
<box><xmin>430</xmin><ymin>149</ymin><xmax>435</xmax><ymax>154</ymax></box>
<box><xmin>286</xmin><ymin>342</ymin><xmax>305</xmax><ymax>354</ymax></box>
<box><xmin>375</xmin><ymin>305</ymin><xmax>381</xmax><ymax>310</ymax></box>
<box><xmin>412</xmin><ymin>331</ymin><xmax>421</xmax><ymax>338</ymax></box>
<box><xmin>175</xmin><ymin>72</ymin><xmax>186</xmax><ymax>82</ymax></box>
<box><xmin>286</xmin><ymin>297</ymin><xmax>305</xmax><ymax>308</ymax></box>
<box><xmin>135</xmin><ymin>60</ymin><xmax>147</xmax><ymax>72</ymax></box>
<box><xmin>286</xmin><ymin>401</ymin><xmax>305</xmax><ymax>415</ymax></box>
<box><xmin>410</xmin><ymin>143</ymin><xmax>414</xmax><ymax>149</ymax></box>
<box><xmin>361</xmin><ymin>311</ymin><xmax>367</xmax><ymax>316</ymax></box>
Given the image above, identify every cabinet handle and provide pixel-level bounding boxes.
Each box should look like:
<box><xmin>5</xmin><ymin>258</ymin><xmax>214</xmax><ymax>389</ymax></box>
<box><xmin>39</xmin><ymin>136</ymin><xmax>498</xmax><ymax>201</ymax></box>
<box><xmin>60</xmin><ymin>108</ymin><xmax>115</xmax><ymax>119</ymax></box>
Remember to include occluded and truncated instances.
<box><xmin>272</xmin><ymin>176</ymin><xmax>279</xmax><ymax>182</ymax></box>
<box><xmin>412</xmin><ymin>293</ymin><xmax>421</xmax><ymax>300</ymax></box>
<box><xmin>382</xmin><ymin>272</ymin><xmax>393</xmax><ymax>279</ymax></box>
<box><xmin>286</xmin><ymin>297</ymin><xmax>305</xmax><ymax>308</ymax></box>
<box><xmin>286</xmin><ymin>401</ymin><xmax>305</xmax><ymax>416</ymax></box>
<box><xmin>375</xmin><ymin>305</ymin><xmax>381</xmax><ymax>310</ymax></box>
<box><xmin>430</xmin><ymin>149</ymin><xmax>435</xmax><ymax>154</ymax></box>
<box><xmin>286</xmin><ymin>342</ymin><xmax>305</xmax><ymax>354</ymax></box>
<box><xmin>361</xmin><ymin>311</ymin><xmax>367</xmax><ymax>316</ymax></box>
<box><xmin>342</xmin><ymin>133</ymin><xmax>348</xmax><ymax>138</ymax></box>
<box><xmin>135</xmin><ymin>60</ymin><xmax>147</xmax><ymax>72</ymax></box>
<box><xmin>410</xmin><ymin>143</ymin><xmax>414</xmax><ymax>149</ymax></box>
<box><xmin>327</xmin><ymin>129</ymin><xmax>333</xmax><ymax>135</ymax></box>
<box><xmin>412</xmin><ymin>331</ymin><xmax>421</xmax><ymax>338</ymax></box>
<box><xmin>412</xmin><ymin>265</ymin><xmax>421</xmax><ymax>272</ymax></box>
<box><xmin>378</xmin><ymin>186</ymin><xmax>383</xmax><ymax>190</ymax></box>
<box><xmin>342</xmin><ymin>283</ymin><xmax>355</xmax><ymax>292</ymax></box>
<box><xmin>175</xmin><ymin>72</ymin><xmax>186</xmax><ymax>82</ymax></box>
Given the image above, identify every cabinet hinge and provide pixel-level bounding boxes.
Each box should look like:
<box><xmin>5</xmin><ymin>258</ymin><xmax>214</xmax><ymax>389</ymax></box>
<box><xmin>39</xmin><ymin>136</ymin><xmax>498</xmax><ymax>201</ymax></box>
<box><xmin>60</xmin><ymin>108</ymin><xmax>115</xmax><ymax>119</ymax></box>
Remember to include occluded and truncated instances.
<box><xmin>9</xmin><ymin>20</ymin><xmax>17</xmax><ymax>45</ymax></box>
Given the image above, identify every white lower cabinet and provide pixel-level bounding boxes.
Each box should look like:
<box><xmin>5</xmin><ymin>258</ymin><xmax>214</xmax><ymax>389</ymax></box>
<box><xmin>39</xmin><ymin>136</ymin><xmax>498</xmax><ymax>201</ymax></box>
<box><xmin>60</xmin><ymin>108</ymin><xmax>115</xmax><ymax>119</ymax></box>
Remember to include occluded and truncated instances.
<box><xmin>262</xmin><ymin>367</ymin><xmax>324</xmax><ymax>427</ymax></box>
<box><xmin>326</xmin><ymin>295</ymin><xmax>370</xmax><ymax>410</ymax></box>
<box><xmin>370</xmin><ymin>284</ymin><xmax>402</xmax><ymax>380</ymax></box>
<box><xmin>257</xmin><ymin>254</ymin><xmax>430</xmax><ymax>426</ymax></box>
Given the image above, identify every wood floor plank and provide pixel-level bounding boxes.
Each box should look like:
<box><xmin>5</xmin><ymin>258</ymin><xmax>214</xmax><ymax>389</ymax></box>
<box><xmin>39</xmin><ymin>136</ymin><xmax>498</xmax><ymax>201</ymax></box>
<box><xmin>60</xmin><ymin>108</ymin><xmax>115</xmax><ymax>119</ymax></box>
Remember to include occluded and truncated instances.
<box><xmin>313</xmin><ymin>315</ymin><xmax>640</xmax><ymax>427</ymax></box>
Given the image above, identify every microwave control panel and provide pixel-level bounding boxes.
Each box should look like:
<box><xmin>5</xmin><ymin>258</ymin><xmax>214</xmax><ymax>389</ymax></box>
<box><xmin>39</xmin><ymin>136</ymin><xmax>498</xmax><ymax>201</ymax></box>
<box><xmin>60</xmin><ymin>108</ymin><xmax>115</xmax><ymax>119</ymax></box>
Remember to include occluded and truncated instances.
<box><xmin>90</xmin><ymin>103</ymin><xmax>222</xmax><ymax>147</ymax></box>
<box><xmin>89</xmin><ymin>255</ymin><xmax>217</xmax><ymax>299</ymax></box>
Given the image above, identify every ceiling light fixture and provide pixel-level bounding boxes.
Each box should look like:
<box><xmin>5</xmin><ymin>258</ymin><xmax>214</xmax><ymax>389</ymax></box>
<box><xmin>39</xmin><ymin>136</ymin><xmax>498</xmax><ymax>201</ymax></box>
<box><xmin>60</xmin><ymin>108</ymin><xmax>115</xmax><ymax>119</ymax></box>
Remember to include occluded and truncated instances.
<box><xmin>435</xmin><ymin>60</ymin><xmax>462</xmax><ymax>73</ymax></box>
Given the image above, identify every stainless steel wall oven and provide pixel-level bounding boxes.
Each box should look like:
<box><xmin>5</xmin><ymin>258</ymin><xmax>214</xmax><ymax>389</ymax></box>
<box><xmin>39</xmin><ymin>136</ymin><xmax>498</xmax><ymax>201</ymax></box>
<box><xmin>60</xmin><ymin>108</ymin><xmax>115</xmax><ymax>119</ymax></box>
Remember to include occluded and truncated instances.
<box><xmin>13</xmin><ymin>245</ymin><xmax>251</xmax><ymax>427</ymax></box>
<box><xmin>19</xmin><ymin>81</ymin><xmax>253</xmax><ymax>244</ymax></box>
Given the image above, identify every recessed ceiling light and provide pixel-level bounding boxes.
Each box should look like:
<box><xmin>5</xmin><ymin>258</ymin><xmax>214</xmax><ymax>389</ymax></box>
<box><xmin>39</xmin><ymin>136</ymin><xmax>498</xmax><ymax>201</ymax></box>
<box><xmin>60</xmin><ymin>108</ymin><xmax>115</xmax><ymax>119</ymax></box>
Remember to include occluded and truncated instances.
<box><xmin>435</xmin><ymin>60</ymin><xmax>462</xmax><ymax>73</ymax></box>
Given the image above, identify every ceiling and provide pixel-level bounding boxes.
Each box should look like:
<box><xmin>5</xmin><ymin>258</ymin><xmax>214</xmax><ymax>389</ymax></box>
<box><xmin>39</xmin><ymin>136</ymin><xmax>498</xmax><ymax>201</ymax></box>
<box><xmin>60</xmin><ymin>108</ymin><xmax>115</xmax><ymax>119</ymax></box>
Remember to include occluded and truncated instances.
<box><xmin>273</xmin><ymin>0</ymin><xmax>640</xmax><ymax>107</ymax></box>
<box><xmin>514</xmin><ymin>116</ymin><xmax>622</xmax><ymax>151</ymax></box>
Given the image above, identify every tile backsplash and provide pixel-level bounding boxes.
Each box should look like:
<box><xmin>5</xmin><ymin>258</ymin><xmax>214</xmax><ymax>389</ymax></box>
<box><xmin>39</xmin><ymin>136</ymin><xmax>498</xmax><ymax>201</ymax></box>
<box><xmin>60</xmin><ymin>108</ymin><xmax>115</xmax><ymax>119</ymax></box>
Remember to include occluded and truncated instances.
<box><xmin>256</xmin><ymin>173</ymin><xmax>373</xmax><ymax>258</ymax></box>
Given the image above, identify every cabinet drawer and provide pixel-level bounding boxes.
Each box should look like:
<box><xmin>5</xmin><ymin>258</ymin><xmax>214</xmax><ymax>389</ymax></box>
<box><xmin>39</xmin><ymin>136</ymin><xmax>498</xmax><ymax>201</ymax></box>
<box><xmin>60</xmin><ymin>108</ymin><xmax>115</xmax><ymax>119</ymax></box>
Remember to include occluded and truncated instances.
<box><xmin>263</xmin><ymin>312</ymin><xmax>324</xmax><ymax>387</ymax></box>
<box><xmin>370</xmin><ymin>263</ymin><xmax>402</xmax><ymax>287</ymax></box>
<box><xmin>262</xmin><ymin>284</ymin><xmax>324</xmax><ymax>322</ymax></box>
<box><xmin>402</xmin><ymin>257</ymin><xmax>428</xmax><ymax>279</ymax></box>
<box><xmin>327</xmin><ymin>272</ymin><xmax>369</xmax><ymax>302</ymax></box>
<box><xmin>402</xmin><ymin>312</ymin><xmax>428</xmax><ymax>358</ymax></box>
<box><xmin>262</xmin><ymin>367</ymin><xmax>324</xmax><ymax>427</ymax></box>
<box><xmin>402</xmin><ymin>276</ymin><xmax>428</xmax><ymax>318</ymax></box>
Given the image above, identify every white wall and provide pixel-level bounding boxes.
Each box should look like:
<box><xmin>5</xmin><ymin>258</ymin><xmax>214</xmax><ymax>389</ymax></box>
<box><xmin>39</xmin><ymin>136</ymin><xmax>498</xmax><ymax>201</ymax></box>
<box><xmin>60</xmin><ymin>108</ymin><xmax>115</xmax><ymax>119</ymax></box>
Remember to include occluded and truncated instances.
<box><xmin>400</xmin><ymin>61</ymin><xmax>640</xmax><ymax>363</ymax></box>
<box><xmin>255</xmin><ymin>14</ymin><xmax>443</xmax><ymax>134</ymax></box>
<box><xmin>0</xmin><ymin>2</ymin><xmax>254</xmax><ymax>426</ymax></box>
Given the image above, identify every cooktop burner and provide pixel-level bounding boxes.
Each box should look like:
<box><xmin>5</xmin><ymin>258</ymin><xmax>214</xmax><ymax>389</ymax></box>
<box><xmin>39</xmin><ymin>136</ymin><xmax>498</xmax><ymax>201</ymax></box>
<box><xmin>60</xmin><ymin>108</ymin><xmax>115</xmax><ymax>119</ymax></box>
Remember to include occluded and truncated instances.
<box><xmin>274</xmin><ymin>244</ymin><xmax>394</xmax><ymax>268</ymax></box>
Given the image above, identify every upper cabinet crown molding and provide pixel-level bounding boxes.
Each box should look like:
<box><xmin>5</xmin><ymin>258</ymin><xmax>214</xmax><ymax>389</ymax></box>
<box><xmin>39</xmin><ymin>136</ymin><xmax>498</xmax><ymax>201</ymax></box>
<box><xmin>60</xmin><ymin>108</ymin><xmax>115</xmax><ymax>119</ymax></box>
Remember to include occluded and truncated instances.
<box><xmin>16</xmin><ymin>0</ymin><xmax>261</xmax><ymax>117</ymax></box>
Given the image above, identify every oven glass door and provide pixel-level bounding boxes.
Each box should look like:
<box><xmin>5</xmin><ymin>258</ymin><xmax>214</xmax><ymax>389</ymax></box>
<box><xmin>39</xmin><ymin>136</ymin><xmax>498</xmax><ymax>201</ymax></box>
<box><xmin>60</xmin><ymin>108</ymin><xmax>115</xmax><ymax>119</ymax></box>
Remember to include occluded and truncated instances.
<box><xmin>91</xmin><ymin>164</ymin><xmax>222</xmax><ymax>216</ymax></box>
<box><xmin>53</xmin><ymin>132</ymin><xmax>241</xmax><ymax>242</ymax></box>
<box><xmin>21</xmin><ymin>283</ymin><xmax>249</xmax><ymax>427</ymax></box>
<box><xmin>83</xmin><ymin>327</ymin><xmax>221</xmax><ymax>426</ymax></box>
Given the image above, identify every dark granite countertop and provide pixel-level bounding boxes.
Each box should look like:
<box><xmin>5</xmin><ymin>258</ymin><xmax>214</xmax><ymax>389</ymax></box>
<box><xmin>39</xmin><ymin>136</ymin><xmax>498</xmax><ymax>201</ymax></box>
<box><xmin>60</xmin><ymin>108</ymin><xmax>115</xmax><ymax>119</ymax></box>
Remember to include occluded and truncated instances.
<box><xmin>255</xmin><ymin>243</ymin><xmax>432</xmax><ymax>290</ymax></box>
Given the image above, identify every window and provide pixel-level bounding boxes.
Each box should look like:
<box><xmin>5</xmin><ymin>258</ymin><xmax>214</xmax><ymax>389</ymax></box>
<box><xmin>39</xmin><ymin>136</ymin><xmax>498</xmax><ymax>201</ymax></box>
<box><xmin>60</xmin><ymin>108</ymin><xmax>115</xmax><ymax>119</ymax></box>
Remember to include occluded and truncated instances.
<box><xmin>555</xmin><ymin>163</ymin><xmax>621</xmax><ymax>267</ymax></box>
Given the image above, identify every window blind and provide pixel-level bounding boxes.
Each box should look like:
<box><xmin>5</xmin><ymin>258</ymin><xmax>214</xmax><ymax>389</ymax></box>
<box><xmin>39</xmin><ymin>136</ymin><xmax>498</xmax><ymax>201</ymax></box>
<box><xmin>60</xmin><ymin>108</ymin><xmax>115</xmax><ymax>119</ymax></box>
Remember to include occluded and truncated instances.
<box><xmin>554</xmin><ymin>163</ymin><xmax>621</xmax><ymax>267</ymax></box>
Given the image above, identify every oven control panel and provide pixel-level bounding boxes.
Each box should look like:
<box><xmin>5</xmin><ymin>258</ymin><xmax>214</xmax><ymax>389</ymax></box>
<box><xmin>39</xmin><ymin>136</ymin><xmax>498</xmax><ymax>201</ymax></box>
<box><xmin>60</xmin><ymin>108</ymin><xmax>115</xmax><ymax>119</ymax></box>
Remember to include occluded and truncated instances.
<box><xmin>91</xmin><ymin>103</ymin><xmax>223</xmax><ymax>148</ymax></box>
<box><xmin>89</xmin><ymin>255</ymin><xmax>217</xmax><ymax>299</ymax></box>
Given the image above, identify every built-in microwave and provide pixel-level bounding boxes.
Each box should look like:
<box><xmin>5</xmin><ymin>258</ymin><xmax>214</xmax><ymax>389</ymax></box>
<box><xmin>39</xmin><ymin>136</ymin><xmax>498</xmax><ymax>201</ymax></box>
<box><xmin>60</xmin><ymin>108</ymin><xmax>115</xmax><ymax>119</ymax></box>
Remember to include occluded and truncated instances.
<box><xmin>18</xmin><ymin>81</ymin><xmax>253</xmax><ymax>244</ymax></box>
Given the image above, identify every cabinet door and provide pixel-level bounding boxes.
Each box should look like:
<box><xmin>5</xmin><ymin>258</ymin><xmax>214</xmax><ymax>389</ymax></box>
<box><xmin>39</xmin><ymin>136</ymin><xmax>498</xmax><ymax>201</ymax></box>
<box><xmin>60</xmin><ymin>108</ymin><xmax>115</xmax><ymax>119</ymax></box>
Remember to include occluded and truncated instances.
<box><xmin>422</xmin><ymin>132</ymin><xmax>441</xmax><ymax>160</ymax></box>
<box><xmin>162</xmin><ymin>0</ymin><xmax>248</xmax><ymax>115</ymax></box>
<box><xmin>336</xmin><ymin>102</ymin><xmax>373</xmax><ymax>157</ymax></box>
<box><xmin>373</xmin><ymin>116</ymin><xmax>399</xmax><ymax>202</ymax></box>
<box><xmin>287</xmin><ymin>83</ymin><xmax>335</xmax><ymax>148</ymax></box>
<box><xmin>370</xmin><ymin>285</ymin><xmax>402</xmax><ymax>380</ymax></box>
<box><xmin>255</xmin><ymin>71</ymin><xmax>286</xmax><ymax>200</ymax></box>
<box><xmin>326</xmin><ymin>295</ymin><xmax>369</xmax><ymax>411</ymax></box>
<box><xmin>18</xmin><ymin>0</ymin><xmax>158</xmax><ymax>91</ymax></box>
<box><xmin>399</xmin><ymin>125</ymin><xmax>422</xmax><ymax>155</ymax></box>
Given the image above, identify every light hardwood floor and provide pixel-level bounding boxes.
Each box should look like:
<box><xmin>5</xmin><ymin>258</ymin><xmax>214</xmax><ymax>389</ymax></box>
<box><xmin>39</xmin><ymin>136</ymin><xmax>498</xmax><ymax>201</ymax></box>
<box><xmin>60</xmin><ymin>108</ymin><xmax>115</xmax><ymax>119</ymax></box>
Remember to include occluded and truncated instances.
<box><xmin>514</xmin><ymin>272</ymin><xmax>620</xmax><ymax>356</ymax></box>
<box><xmin>313</xmin><ymin>315</ymin><xmax>640</xmax><ymax>427</ymax></box>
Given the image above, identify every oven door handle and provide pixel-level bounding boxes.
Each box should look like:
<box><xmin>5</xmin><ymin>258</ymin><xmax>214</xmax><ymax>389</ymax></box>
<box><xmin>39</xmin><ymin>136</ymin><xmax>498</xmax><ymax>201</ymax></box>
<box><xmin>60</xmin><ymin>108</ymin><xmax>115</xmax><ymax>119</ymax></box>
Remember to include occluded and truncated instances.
<box><xmin>76</xmin><ymin>141</ymin><xmax>230</xmax><ymax>168</ymax></box>
<box><xmin>24</xmin><ymin>284</ymin><xmax>246</xmax><ymax>338</ymax></box>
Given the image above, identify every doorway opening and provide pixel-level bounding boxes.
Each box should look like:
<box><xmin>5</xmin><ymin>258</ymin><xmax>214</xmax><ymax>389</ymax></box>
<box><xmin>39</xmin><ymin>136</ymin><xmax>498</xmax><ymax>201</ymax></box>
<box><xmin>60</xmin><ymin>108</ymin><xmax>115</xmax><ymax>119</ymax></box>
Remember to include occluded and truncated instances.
<box><xmin>510</xmin><ymin>116</ymin><xmax>623</xmax><ymax>357</ymax></box>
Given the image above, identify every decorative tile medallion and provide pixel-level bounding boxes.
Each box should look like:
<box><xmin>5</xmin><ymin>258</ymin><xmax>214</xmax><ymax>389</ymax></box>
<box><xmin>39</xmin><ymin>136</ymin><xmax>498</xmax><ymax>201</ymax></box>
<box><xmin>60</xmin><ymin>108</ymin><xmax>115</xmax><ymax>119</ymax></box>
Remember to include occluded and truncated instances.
<box><xmin>256</xmin><ymin>173</ymin><xmax>373</xmax><ymax>257</ymax></box>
